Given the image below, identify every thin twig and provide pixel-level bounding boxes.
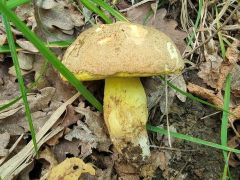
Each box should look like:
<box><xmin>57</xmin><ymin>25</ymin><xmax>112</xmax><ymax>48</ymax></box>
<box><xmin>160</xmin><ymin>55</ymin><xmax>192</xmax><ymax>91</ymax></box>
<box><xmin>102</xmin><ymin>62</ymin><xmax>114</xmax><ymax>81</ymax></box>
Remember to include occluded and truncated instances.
<box><xmin>119</xmin><ymin>0</ymin><xmax>155</xmax><ymax>12</ymax></box>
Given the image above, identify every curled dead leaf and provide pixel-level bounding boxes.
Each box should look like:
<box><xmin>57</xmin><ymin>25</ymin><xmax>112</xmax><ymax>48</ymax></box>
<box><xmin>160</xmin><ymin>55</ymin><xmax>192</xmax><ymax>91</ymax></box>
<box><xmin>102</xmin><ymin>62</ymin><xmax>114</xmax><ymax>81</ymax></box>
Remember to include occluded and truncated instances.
<box><xmin>35</xmin><ymin>0</ymin><xmax>84</xmax><ymax>41</ymax></box>
<box><xmin>226</xmin><ymin>40</ymin><xmax>240</xmax><ymax>64</ymax></box>
<box><xmin>16</xmin><ymin>39</ymin><xmax>38</xmax><ymax>53</ymax></box>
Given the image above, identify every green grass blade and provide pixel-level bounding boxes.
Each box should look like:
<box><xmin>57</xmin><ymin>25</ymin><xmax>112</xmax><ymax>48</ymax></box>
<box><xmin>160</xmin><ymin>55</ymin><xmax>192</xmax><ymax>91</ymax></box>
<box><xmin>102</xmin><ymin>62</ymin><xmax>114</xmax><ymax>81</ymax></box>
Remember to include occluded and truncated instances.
<box><xmin>80</xmin><ymin>0</ymin><xmax>112</xmax><ymax>23</ymax></box>
<box><xmin>91</xmin><ymin>0</ymin><xmax>129</xmax><ymax>22</ymax></box>
<box><xmin>0</xmin><ymin>2</ymin><xmax>103</xmax><ymax>112</ymax></box>
<box><xmin>2</xmin><ymin>7</ymin><xmax>38</xmax><ymax>154</ymax></box>
<box><xmin>147</xmin><ymin>124</ymin><xmax>240</xmax><ymax>154</ymax></box>
<box><xmin>45</xmin><ymin>40</ymin><xmax>73</xmax><ymax>48</ymax></box>
<box><xmin>0</xmin><ymin>44</ymin><xmax>22</xmax><ymax>53</ymax></box>
<box><xmin>0</xmin><ymin>96</ymin><xmax>22</xmax><ymax>112</ymax></box>
<box><xmin>221</xmin><ymin>74</ymin><xmax>232</xmax><ymax>178</ymax></box>
<box><xmin>0</xmin><ymin>40</ymin><xmax>73</xmax><ymax>53</ymax></box>
<box><xmin>6</xmin><ymin>0</ymin><xmax>30</xmax><ymax>9</ymax></box>
<box><xmin>187</xmin><ymin>0</ymin><xmax>203</xmax><ymax>47</ymax></box>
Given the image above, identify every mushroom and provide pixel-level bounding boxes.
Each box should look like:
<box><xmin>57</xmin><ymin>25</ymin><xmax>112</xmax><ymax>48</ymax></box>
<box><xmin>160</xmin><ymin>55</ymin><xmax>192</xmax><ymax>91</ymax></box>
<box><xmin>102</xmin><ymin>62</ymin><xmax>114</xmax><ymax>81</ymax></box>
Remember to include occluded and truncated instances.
<box><xmin>62</xmin><ymin>21</ymin><xmax>184</xmax><ymax>159</ymax></box>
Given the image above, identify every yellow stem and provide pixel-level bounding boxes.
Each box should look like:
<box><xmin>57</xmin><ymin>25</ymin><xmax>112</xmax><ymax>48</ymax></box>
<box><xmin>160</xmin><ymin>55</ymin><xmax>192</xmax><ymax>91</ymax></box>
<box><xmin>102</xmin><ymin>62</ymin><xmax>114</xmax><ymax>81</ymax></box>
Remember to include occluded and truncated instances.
<box><xmin>104</xmin><ymin>77</ymin><xmax>150</xmax><ymax>158</ymax></box>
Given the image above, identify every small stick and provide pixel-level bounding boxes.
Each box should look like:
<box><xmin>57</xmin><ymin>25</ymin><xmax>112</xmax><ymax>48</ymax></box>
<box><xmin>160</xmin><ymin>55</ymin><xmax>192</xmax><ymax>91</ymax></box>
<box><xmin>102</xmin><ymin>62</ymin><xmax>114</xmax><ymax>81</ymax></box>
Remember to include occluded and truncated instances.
<box><xmin>119</xmin><ymin>0</ymin><xmax>155</xmax><ymax>12</ymax></box>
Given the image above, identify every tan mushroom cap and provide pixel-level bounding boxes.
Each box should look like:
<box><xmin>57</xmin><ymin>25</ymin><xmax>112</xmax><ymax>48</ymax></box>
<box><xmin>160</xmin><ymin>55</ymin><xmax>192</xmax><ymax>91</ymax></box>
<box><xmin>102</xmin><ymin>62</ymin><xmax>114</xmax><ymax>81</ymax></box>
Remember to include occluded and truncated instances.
<box><xmin>62</xmin><ymin>21</ymin><xmax>184</xmax><ymax>81</ymax></box>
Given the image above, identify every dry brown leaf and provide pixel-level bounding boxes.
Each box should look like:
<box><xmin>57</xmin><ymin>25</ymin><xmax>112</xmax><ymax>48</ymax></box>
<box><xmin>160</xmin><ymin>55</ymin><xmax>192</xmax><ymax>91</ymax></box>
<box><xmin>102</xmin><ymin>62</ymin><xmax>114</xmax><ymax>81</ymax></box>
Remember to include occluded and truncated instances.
<box><xmin>0</xmin><ymin>107</ymin><xmax>22</xmax><ymax>120</ymax></box>
<box><xmin>46</xmin><ymin>131</ymin><xmax>64</xmax><ymax>146</ymax></box>
<box><xmin>8</xmin><ymin>66</ymin><xmax>29</xmax><ymax>77</ymax></box>
<box><xmin>198</xmin><ymin>42</ymin><xmax>223</xmax><ymax>89</ymax></box>
<box><xmin>141</xmin><ymin>151</ymin><xmax>169</xmax><ymax>178</ymax></box>
<box><xmin>15</xmin><ymin>3</ymin><xmax>36</xmax><ymax>30</ymax></box>
<box><xmin>216</xmin><ymin>60</ymin><xmax>234</xmax><ymax>91</ymax></box>
<box><xmin>15</xmin><ymin>4</ymin><xmax>34</xmax><ymax>21</ymax></box>
<box><xmin>74</xmin><ymin>104</ymin><xmax>111</xmax><ymax>152</ymax></box>
<box><xmin>187</xmin><ymin>82</ymin><xmax>223</xmax><ymax>108</ymax></box>
<box><xmin>231</xmin><ymin>65</ymin><xmax>240</xmax><ymax>97</ymax></box>
<box><xmin>18</xmin><ymin>163</ymin><xmax>34</xmax><ymax>180</ymax></box>
<box><xmin>53</xmin><ymin>139</ymin><xmax>80</xmax><ymax>162</ymax></box>
<box><xmin>39</xmin><ymin>147</ymin><xmax>58</xmax><ymax>178</ymax></box>
<box><xmin>198</xmin><ymin>40</ymin><xmax>239</xmax><ymax>90</ymax></box>
<box><xmin>0</xmin><ymin>87</ymin><xmax>55</xmax><ymax>119</ymax></box>
<box><xmin>0</xmin><ymin>87</ymin><xmax>60</xmax><ymax>135</ymax></box>
<box><xmin>47</xmin><ymin>105</ymin><xmax>79</xmax><ymax>145</ymax></box>
<box><xmin>18</xmin><ymin>52</ymin><xmax>34</xmax><ymax>71</ymax></box>
<box><xmin>65</xmin><ymin>122</ymin><xmax>98</xmax><ymax>158</ymax></box>
<box><xmin>0</xmin><ymin>93</ymin><xmax>79</xmax><ymax>179</ymax></box>
<box><xmin>16</xmin><ymin>39</ymin><xmax>38</xmax><ymax>53</ymax></box>
<box><xmin>45</xmin><ymin>64</ymin><xmax>77</xmax><ymax>102</ymax></box>
<box><xmin>60</xmin><ymin>105</ymin><xmax>80</xmax><ymax>128</ymax></box>
<box><xmin>35</xmin><ymin>0</ymin><xmax>84</xmax><ymax>41</ymax></box>
<box><xmin>47</xmin><ymin>157</ymin><xmax>95</xmax><ymax>180</ymax></box>
<box><xmin>114</xmin><ymin>162</ymin><xmax>139</xmax><ymax>180</ymax></box>
<box><xmin>127</xmin><ymin>4</ymin><xmax>187</xmax><ymax>53</ymax></box>
<box><xmin>36</xmin><ymin>0</ymin><xmax>57</xmax><ymax>9</ymax></box>
<box><xmin>226</xmin><ymin>40</ymin><xmax>240</xmax><ymax>64</ymax></box>
<box><xmin>0</xmin><ymin>63</ymin><xmax>20</xmax><ymax>99</ymax></box>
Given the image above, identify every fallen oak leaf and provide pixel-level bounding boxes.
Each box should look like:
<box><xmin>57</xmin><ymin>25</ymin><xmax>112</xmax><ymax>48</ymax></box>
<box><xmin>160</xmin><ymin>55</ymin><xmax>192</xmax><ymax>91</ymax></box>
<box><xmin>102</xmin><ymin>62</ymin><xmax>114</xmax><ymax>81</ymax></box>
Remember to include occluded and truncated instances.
<box><xmin>34</xmin><ymin>0</ymin><xmax>84</xmax><ymax>41</ymax></box>
<box><xmin>225</xmin><ymin>40</ymin><xmax>240</xmax><ymax>64</ymax></box>
<box><xmin>47</xmin><ymin>157</ymin><xmax>95</xmax><ymax>180</ymax></box>
<box><xmin>16</xmin><ymin>39</ymin><xmax>38</xmax><ymax>53</ymax></box>
<box><xmin>198</xmin><ymin>39</ymin><xmax>239</xmax><ymax>91</ymax></box>
<box><xmin>197</xmin><ymin>42</ymin><xmax>223</xmax><ymax>89</ymax></box>
<box><xmin>46</xmin><ymin>105</ymin><xmax>80</xmax><ymax>146</ymax></box>
<box><xmin>64</xmin><ymin>122</ymin><xmax>98</xmax><ymax>158</ymax></box>
<box><xmin>74</xmin><ymin>104</ymin><xmax>112</xmax><ymax>153</ymax></box>
<box><xmin>53</xmin><ymin>139</ymin><xmax>80</xmax><ymax>163</ymax></box>
<box><xmin>127</xmin><ymin>4</ymin><xmax>187</xmax><ymax>53</ymax></box>
<box><xmin>216</xmin><ymin>60</ymin><xmax>234</xmax><ymax>92</ymax></box>
<box><xmin>0</xmin><ymin>87</ymin><xmax>56</xmax><ymax>120</ymax></box>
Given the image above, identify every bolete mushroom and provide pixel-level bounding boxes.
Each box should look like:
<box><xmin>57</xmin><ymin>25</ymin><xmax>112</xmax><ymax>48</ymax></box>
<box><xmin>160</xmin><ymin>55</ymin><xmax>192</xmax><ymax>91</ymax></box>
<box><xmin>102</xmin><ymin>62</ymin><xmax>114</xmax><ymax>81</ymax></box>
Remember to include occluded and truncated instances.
<box><xmin>62</xmin><ymin>21</ymin><xmax>184</xmax><ymax>159</ymax></box>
